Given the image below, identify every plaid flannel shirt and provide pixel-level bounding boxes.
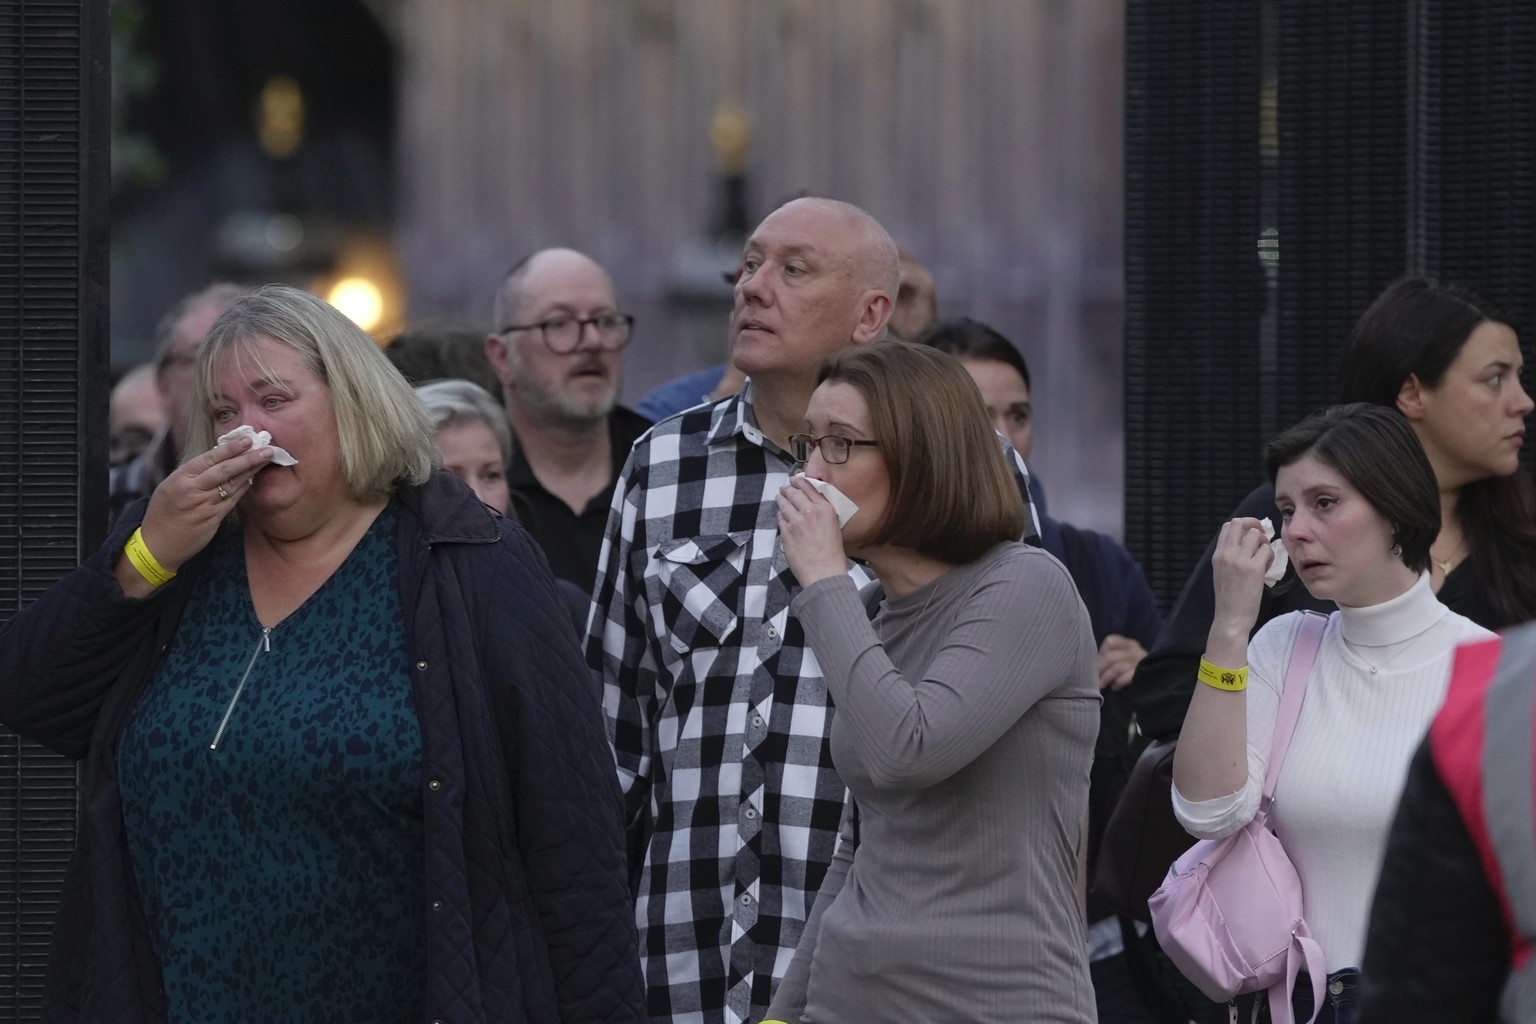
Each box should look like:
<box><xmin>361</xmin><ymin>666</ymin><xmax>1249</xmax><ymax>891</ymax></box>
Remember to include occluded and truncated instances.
<box><xmin>588</xmin><ymin>381</ymin><xmax>1036</xmax><ymax>1024</ymax></box>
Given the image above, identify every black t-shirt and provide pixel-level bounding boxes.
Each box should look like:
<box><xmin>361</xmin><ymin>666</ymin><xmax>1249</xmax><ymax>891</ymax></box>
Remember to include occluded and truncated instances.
<box><xmin>506</xmin><ymin>405</ymin><xmax>652</xmax><ymax>593</ymax></box>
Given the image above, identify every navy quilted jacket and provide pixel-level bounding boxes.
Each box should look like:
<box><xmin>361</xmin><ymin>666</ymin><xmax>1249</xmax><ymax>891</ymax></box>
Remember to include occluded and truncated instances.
<box><xmin>0</xmin><ymin>469</ymin><xmax>646</xmax><ymax>1024</ymax></box>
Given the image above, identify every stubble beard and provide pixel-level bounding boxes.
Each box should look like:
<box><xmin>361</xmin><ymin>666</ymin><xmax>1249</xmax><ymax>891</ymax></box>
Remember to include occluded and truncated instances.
<box><xmin>509</xmin><ymin>374</ymin><xmax>618</xmax><ymax>429</ymax></box>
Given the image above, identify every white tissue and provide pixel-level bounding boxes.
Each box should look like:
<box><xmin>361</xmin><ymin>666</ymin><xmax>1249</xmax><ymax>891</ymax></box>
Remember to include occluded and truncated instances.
<box><xmin>796</xmin><ymin>473</ymin><xmax>860</xmax><ymax>527</ymax></box>
<box><xmin>1261</xmin><ymin>517</ymin><xmax>1289</xmax><ymax>587</ymax></box>
<box><xmin>217</xmin><ymin>424</ymin><xmax>299</xmax><ymax>466</ymax></box>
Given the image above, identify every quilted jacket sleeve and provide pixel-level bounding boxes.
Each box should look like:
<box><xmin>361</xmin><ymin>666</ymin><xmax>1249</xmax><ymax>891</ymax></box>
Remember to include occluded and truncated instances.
<box><xmin>0</xmin><ymin>501</ymin><xmax>173</xmax><ymax>759</ymax></box>
<box><xmin>487</xmin><ymin>522</ymin><xmax>647</xmax><ymax>1023</ymax></box>
<box><xmin>1357</xmin><ymin>739</ymin><xmax>1507</xmax><ymax>1024</ymax></box>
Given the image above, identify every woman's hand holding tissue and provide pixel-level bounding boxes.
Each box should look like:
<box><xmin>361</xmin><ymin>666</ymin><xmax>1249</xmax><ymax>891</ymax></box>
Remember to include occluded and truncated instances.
<box><xmin>776</xmin><ymin>475</ymin><xmax>851</xmax><ymax>588</ymax></box>
<box><xmin>1207</xmin><ymin>516</ymin><xmax>1279</xmax><ymax>656</ymax></box>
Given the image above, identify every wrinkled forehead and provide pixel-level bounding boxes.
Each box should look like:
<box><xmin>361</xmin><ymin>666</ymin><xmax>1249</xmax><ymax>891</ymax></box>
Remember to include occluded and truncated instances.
<box><xmin>746</xmin><ymin>204</ymin><xmax>857</xmax><ymax>261</ymax></box>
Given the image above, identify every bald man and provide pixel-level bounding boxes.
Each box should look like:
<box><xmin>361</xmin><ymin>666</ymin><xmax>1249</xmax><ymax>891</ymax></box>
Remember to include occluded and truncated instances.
<box><xmin>589</xmin><ymin>199</ymin><xmax>916</xmax><ymax>1024</ymax></box>
<box><xmin>485</xmin><ymin>248</ymin><xmax>652</xmax><ymax>588</ymax></box>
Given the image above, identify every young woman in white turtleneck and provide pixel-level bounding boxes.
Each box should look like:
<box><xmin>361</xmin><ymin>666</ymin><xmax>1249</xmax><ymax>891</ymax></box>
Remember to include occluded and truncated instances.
<box><xmin>1172</xmin><ymin>403</ymin><xmax>1493</xmax><ymax>1023</ymax></box>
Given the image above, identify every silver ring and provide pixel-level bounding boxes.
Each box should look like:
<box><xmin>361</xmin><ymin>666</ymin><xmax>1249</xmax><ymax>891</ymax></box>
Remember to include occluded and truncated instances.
<box><xmin>217</xmin><ymin>484</ymin><xmax>230</xmax><ymax>500</ymax></box>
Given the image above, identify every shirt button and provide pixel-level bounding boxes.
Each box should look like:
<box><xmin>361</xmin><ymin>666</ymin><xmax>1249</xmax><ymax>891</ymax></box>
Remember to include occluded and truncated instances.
<box><xmin>744</xmin><ymin>807</ymin><xmax>757</xmax><ymax>820</ymax></box>
<box><xmin>431</xmin><ymin>900</ymin><xmax>443</xmax><ymax>911</ymax></box>
<box><xmin>740</xmin><ymin>893</ymin><xmax>752</xmax><ymax>905</ymax></box>
<box><xmin>751</xmin><ymin>715</ymin><xmax>764</xmax><ymax>728</ymax></box>
<box><xmin>768</xmin><ymin>627</ymin><xmax>777</xmax><ymax>638</ymax></box>
<box><xmin>416</xmin><ymin>660</ymin><xmax>428</xmax><ymax>670</ymax></box>
<box><xmin>428</xmin><ymin>779</ymin><xmax>442</xmax><ymax>791</ymax></box>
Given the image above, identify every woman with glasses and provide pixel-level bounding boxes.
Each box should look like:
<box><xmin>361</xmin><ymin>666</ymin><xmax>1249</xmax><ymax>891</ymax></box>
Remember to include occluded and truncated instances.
<box><xmin>764</xmin><ymin>341</ymin><xmax>1100</xmax><ymax>1023</ymax></box>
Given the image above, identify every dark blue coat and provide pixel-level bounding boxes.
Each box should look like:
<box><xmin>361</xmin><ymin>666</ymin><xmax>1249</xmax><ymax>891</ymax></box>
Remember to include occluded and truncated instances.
<box><xmin>0</xmin><ymin>469</ymin><xmax>645</xmax><ymax>1024</ymax></box>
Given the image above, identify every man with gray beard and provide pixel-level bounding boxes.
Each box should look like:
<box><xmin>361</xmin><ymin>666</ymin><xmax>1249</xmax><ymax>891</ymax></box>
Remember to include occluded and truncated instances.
<box><xmin>486</xmin><ymin>248</ymin><xmax>652</xmax><ymax>589</ymax></box>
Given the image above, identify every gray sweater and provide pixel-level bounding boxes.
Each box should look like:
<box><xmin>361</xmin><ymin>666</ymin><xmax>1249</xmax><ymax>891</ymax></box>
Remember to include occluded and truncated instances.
<box><xmin>766</xmin><ymin>542</ymin><xmax>1100</xmax><ymax>1024</ymax></box>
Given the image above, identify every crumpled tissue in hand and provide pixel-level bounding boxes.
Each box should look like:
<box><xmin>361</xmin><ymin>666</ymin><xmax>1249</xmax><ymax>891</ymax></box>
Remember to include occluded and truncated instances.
<box><xmin>216</xmin><ymin>424</ymin><xmax>298</xmax><ymax>466</ymax></box>
<box><xmin>796</xmin><ymin>473</ymin><xmax>859</xmax><ymax>527</ymax></box>
<box><xmin>1261</xmin><ymin>517</ymin><xmax>1288</xmax><ymax>587</ymax></box>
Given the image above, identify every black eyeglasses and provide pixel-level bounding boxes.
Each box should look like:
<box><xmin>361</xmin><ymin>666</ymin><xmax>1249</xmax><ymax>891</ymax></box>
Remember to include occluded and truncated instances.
<box><xmin>788</xmin><ymin>433</ymin><xmax>880</xmax><ymax>465</ymax></box>
<box><xmin>499</xmin><ymin>313</ymin><xmax>635</xmax><ymax>354</ymax></box>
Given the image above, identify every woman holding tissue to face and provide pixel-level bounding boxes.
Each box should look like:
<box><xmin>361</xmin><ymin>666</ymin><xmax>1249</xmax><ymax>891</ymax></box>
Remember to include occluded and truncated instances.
<box><xmin>763</xmin><ymin>341</ymin><xmax>1101</xmax><ymax>1024</ymax></box>
<box><xmin>1171</xmin><ymin>403</ymin><xmax>1493</xmax><ymax>1024</ymax></box>
<box><xmin>0</xmin><ymin>284</ymin><xmax>644</xmax><ymax>1024</ymax></box>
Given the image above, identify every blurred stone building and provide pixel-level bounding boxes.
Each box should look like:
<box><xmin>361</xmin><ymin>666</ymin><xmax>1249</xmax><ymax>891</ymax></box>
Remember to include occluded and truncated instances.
<box><xmin>394</xmin><ymin>0</ymin><xmax>1126</xmax><ymax>533</ymax></box>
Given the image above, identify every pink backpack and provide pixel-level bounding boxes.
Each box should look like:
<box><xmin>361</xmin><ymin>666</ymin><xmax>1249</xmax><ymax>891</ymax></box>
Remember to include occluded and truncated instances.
<box><xmin>1148</xmin><ymin>611</ymin><xmax>1329</xmax><ymax>1024</ymax></box>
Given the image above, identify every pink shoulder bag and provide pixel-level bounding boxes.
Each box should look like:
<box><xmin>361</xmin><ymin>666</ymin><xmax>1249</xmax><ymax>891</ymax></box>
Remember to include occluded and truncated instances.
<box><xmin>1148</xmin><ymin>611</ymin><xmax>1329</xmax><ymax>1024</ymax></box>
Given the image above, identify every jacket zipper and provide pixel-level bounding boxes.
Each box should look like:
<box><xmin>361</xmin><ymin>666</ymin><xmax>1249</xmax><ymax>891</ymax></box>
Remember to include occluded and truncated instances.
<box><xmin>210</xmin><ymin>627</ymin><xmax>271</xmax><ymax>750</ymax></box>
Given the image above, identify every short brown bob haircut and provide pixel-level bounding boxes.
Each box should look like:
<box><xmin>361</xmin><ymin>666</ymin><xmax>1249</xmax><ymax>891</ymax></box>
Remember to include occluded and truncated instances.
<box><xmin>1266</xmin><ymin>402</ymin><xmax>1440</xmax><ymax>575</ymax></box>
<box><xmin>815</xmin><ymin>341</ymin><xmax>1026</xmax><ymax>564</ymax></box>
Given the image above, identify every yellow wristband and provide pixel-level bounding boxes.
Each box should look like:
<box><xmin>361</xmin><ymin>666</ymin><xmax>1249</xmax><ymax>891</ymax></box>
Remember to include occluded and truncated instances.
<box><xmin>124</xmin><ymin>528</ymin><xmax>176</xmax><ymax>588</ymax></box>
<box><xmin>1198</xmin><ymin>658</ymin><xmax>1248</xmax><ymax>692</ymax></box>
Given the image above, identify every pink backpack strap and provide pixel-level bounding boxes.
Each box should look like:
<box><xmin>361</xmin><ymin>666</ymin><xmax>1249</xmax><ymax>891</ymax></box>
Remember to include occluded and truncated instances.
<box><xmin>1260</xmin><ymin>611</ymin><xmax>1328</xmax><ymax>805</ymax></box>
<box><xmin>1255</xmin><ymin>609</ymin><xmax>1329</xmax><ymax>1024</ymax></box>
<box><xmin>1262</xmin><ymin>925</ymin><xmax>1326</xmax><ymax>1024</ymax></box>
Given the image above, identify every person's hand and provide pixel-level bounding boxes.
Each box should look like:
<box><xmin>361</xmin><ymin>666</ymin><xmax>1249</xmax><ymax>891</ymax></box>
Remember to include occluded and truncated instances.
<box><xmin>137</xmin><ymin>436</ymin><xmax>276</xmax><ymax>573</ymax></box>
<box><xmin>1209</xmin><ymin>516</ymin><xmax>1273</xmax><ymax>645</ymax></box>
<box><xmin>776</xmin><ymin>476</ymin><xmax>848</xmax><ymax>587</ymax></box>
<box><xmin>1097</xmin><ymin>633</ymin><xmax>1147</xmax><ymax>690</ymax></box>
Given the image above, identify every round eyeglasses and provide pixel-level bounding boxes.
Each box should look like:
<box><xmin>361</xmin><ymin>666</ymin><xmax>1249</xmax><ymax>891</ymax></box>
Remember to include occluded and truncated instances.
<box><xmin>788</xmin><ymin>432</ymin><xmax>881</xmax><ymax>465</ymax></box>
<box><xmin>499</xmin><ymin>313</ymin><xmax>635</xmax><ymax>354</ymax></box>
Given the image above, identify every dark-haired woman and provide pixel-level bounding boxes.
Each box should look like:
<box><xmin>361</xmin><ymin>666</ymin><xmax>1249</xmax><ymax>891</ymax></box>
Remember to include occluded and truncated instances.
<box><xmin>1133</xmin><ymin>276</ymin><xmax>1536</xmax><ymax>740</ymax></box>
<box><xmin>764</xmin><ymin>341</ymin><xmax>1100</xmax><ymax>1023</ymax></box>
<box><xmin>1172</xmin><ymin>404</ymin><xmax>1494</xmax><ymax>1024</ymax></box>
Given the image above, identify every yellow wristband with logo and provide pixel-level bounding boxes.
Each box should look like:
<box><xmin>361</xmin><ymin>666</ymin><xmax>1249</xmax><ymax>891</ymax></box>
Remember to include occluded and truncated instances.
<box><xmin>1198</xmin><ymin>658</ymin><xmax>1248</xmax><ymax>692</ymax></box>
<box><xmin>124</xmin><ymin>527</ymin><xmax>176</xmax><ymax>588</ymax></box>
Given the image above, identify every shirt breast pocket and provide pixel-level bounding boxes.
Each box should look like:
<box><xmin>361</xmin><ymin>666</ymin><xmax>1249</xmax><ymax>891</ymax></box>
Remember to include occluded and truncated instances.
<box><xmin>652</xmin><ymin>532</ymin><xmax>750</xmax><ymax>654</ymax></box>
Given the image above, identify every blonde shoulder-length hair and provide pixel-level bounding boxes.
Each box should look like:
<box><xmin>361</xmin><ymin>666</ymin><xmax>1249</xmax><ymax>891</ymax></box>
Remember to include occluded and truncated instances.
<box><xmin>185</xmin><ymin>283</ymin><xmax>438</xmax><ymax>502</ymax></box>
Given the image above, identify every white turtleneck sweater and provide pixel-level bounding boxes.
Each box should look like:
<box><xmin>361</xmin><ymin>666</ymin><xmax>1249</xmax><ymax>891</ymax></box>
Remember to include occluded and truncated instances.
<box><xmin>1172</xmin><ymin>573</ymin><xmax>1492</xmax><ymax>970</ymax></box>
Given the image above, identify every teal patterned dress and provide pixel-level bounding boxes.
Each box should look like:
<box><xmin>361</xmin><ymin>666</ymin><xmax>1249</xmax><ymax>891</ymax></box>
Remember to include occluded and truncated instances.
<box><xmin>118</xmin><ymin>505</ymin><xmax>425</xmax><ymax>1023</ymax></box>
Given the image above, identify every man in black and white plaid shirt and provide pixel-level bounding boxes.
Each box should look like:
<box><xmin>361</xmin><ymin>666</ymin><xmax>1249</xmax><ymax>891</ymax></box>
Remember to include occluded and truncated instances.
<box><xmin>589</xmin><ymin>198</ymin><xmax>1035</xmax><ymax>1024</ymax></box>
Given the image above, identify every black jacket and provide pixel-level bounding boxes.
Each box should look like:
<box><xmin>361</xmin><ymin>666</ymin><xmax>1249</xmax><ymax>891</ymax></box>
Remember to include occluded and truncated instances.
<box><xmin>1357</xmin><ymin>739</ymin><xmax>1509</xmax><ymax>1023</ymax></box>
<box><xmin>0</xmin><ymin>469</ymin><xmax>646</xmax><ymax>1024</ymax></box>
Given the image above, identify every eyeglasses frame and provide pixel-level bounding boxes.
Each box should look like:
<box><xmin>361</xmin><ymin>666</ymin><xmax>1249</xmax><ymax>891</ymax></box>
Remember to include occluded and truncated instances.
<box><xmin>788</xmin><ymin>432</ymin><xmax>881</xmax><ymax>465</ymax></box>
<box><xmin>498</xmin><ymin>312</ymin><xmax>636</xmax><ymax>354</ymax></box>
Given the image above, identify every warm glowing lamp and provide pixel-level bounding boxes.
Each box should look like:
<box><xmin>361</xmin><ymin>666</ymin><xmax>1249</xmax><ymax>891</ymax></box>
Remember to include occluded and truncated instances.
<box><xmin>328</xmin><ymin>277</ymin><xmax>384</xmax><ymax>332</ymax></box>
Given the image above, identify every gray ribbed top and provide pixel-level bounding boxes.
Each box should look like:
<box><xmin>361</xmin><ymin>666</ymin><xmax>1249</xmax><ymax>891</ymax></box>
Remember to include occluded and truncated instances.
<box><xmin>767</xmin><ymin>542</ymin><xmax>1101</xmax><ymax>1024</ymax></box>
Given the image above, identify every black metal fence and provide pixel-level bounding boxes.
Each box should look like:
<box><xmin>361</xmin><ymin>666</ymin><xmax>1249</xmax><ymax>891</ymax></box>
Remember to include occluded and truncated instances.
<box><xmin>0</xmin><ymin>1</ymin><xmax>110</xmax><ymax>1019</ymax></box>
<box><xmin>1126</xmin><ymin>0</ymin><xmax>1536</xmax><ymax>609</ymax></box>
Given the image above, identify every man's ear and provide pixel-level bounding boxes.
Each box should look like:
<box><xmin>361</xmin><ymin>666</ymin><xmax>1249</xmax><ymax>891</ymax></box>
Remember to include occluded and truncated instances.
<box><xmin>485</xmin><ymin>332</ymin><xmax>514</xmax><ymax>386</ymax></box>
<box><xmin>1397</xmin><ymin>373</ymin><xmax>1428</xmax><ymax>421</ymax></box>
<box><xmin>851</xmin><ymin>291</ymin><xmax>894</xmax><ymax>346</ymax></box>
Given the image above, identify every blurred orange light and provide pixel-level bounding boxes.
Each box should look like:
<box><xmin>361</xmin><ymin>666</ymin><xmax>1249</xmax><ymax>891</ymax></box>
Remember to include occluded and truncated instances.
<box><xmin>328</xmin><ymin>277</ymin><xmax>385</xmax><ymax>332</ymax></box>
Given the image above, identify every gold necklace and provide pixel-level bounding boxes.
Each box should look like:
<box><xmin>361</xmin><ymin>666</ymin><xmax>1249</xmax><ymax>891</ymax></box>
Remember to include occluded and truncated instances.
<box><xmin>1431</xmin><ymin>538</ymin><xmax>1466</xmax><ymax>577</ymax></box>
